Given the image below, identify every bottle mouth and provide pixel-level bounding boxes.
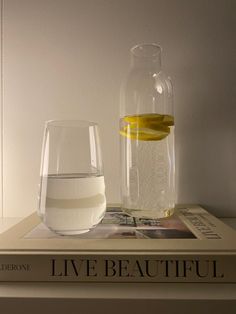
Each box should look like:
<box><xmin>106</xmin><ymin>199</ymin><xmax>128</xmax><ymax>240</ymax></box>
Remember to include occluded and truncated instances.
<box><xmin>131</xmin><ymin>43</ymin><xmax>162</xmax><ymax>59</ymax></box>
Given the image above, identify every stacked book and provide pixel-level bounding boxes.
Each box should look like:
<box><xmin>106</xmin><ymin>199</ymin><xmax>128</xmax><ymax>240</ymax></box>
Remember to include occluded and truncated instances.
<box><xmin>0</xmin><ymin>204</ymin><xmax>235</xmax><ymax>283</ymax></box>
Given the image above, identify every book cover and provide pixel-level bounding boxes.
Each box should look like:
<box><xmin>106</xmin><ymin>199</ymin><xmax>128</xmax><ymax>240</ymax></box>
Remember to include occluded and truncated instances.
<box><xmin>0</xmin><ymin>204</ymin><xmax>236</xmax><ymax>283</ymax></box>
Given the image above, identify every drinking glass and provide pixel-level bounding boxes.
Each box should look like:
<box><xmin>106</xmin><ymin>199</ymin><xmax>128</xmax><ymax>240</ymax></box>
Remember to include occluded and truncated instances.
<box><xmin>38</xmin><ymin>120</ymin><xmax>106</xmax><ymax>235</ymax></box>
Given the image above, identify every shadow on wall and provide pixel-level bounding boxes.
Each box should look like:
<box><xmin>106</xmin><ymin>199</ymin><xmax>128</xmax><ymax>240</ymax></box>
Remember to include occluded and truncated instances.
<box><xmin>176</xmin><ymin>66</ymin><xmax>235</xmax><ymax>217</ymax></box>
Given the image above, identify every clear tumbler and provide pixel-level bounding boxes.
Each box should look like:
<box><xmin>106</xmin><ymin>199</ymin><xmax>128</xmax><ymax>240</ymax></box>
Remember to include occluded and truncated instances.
<box><xmin>38</xmin><ymin>120</ymin><xmax>106</xmax><ymax>235</ymax></box>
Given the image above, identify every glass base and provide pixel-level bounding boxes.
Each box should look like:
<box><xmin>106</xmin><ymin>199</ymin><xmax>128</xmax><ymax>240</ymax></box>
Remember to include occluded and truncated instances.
<box><xmin>54</xmin><ymin>229</ymin><xmax>90</xmax><ymax>236</ymax></box>
<box><xmin>122</xmin><ymin>207</ymin><xmax>175</xmax><ymax>219</ymax></box>
<box><xmin>42</xmin><ymin>213</ymin><xmax>106</xmax><ymax>236</ymax></box>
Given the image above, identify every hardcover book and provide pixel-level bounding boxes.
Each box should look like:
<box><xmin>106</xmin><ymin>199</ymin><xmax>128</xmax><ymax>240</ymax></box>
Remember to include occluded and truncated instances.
<box><xmin>0</xmin><ymin>204</ymin><xmax>236</xmax><ymax>283</ymax></box>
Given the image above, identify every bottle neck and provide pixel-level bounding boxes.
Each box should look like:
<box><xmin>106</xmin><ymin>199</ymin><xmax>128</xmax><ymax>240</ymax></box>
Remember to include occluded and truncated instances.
<box><xmin>130</xmin><ymin>43</ymin><xmax>162</xmax><ymax>72</ymax></box>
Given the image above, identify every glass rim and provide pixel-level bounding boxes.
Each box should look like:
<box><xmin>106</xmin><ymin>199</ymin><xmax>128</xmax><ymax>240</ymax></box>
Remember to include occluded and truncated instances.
<box><xmin>45</xmin><ymin>119</ymin><xmax>98</xmax><ymax>128</ymax></box>
<box><xmin>131</xmin><ymin>43</ymin><xmax>162</xmax><ymax>58</ymax></box>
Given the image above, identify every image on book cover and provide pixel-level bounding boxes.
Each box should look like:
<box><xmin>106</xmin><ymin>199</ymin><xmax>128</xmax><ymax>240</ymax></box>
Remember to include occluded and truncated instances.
<box><xmin>24</xmin><ymin>207</ymin><xmax>196</xmax><ymax>239</ymax></box>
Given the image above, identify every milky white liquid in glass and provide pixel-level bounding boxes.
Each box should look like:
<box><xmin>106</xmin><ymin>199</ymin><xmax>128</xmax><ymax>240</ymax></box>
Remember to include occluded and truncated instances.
<box><xmin>39</xmin><ymin>174</ymin><xmax>106</xmax><ymax>235</ymax></box>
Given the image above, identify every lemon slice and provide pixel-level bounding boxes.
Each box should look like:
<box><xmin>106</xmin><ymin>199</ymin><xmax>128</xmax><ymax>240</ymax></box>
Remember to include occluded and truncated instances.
<box><xmin>124</xmin><ymin>114</ymin><xmax>174</xmax><ymax>127</ymax></box>
<box><xmin>120</xmin><ymin>113</ymin><xmax>174</xmax><ymax>141</ymax></box>
<box><xmin>124</xmin><ymin>114</ymin><xmax>163</xmax><ymax>124</ymax></box>
<box><xmin>162</xmin><ymin>115</ymin><xmax>174</xmax><ymax>126</ymax></box>
<box><xmin>120</xmin><ymin>125</ymin><xmax>170</xmax><ymax>141</ymax></box>
<box><xmin>120</xmin><ymin>129</ymin><xmax>169</xmax><ymax>141</ymax></box>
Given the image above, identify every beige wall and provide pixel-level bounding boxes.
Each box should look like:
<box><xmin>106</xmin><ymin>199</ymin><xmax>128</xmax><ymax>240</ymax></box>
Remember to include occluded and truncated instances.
<box><xmin>1</xmin><ymin>0</ymin><xmax>235</xmax><ymax>217</ymax></box>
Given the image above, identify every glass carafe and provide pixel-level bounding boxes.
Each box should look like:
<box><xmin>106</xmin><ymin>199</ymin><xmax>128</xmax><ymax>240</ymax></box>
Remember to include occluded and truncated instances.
<box><xmin>120</xmin><ymin>43</ymin><xmax>175</xmax><ymax>219</ymax></box>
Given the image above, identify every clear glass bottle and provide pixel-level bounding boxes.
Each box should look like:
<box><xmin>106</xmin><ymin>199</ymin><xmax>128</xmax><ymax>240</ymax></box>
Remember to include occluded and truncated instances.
<box><xmin>120</xmin><ymin>43</ymin><xmax>175</xmax><ymax>219</ymax></box>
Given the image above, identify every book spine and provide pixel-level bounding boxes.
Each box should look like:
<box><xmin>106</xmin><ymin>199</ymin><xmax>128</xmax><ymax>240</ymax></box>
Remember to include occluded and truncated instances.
<box><xmin>0</xmin><ymin>253</ymin><xmax>236</xmax><ymax>283</ymax></box>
